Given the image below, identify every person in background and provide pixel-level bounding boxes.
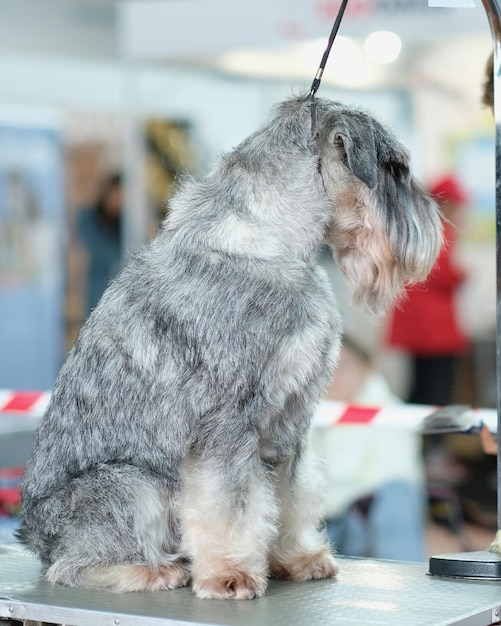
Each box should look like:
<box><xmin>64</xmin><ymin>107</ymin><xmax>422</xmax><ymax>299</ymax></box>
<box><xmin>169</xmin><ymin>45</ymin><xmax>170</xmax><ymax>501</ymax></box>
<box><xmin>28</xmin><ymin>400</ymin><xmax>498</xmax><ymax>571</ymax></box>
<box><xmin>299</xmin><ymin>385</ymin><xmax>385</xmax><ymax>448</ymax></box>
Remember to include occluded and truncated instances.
<box><xmin>386</xmin><ymin>175</ymin><xmax>469</xmax><ymax>407</ymax></box>
<box><xmin>310</xmin><ymin>335</ymin><xmax>427</xmax><ymax>562</ymax></box>
<box><xmin>76</xmin><ymin>173</ymin><xmax>123</xmax><ymax>317</ymax></box>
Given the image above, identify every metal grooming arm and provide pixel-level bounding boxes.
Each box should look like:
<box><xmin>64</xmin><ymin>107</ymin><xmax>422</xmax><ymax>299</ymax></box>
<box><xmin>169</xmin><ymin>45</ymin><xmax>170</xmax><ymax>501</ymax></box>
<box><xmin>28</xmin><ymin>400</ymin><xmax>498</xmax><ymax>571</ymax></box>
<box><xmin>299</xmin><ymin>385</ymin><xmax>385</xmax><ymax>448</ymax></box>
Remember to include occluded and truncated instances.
<box><xmin>482</xmin><ymin>0</ymin><xmax>501</xmax><ymax>537</ymax></box>
<box><xmin>428</xmin><ymin>0</ymin><xmax>501</xmax><ymax>577</ymax></box>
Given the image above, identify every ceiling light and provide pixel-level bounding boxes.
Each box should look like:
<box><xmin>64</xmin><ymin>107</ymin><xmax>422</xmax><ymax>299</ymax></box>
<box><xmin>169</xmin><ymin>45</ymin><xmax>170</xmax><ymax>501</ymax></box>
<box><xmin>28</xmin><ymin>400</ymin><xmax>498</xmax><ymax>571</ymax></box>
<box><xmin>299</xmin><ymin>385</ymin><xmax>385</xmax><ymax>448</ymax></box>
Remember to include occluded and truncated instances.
<box><xmin>363</xmin><ymin>31</ymin><xmax>402</xmax><ymax>65</ymax></box>
<box><xmin>216</xmin><ymin>36</ymin><xmax>381</xmax><ymax>88</ymax></box>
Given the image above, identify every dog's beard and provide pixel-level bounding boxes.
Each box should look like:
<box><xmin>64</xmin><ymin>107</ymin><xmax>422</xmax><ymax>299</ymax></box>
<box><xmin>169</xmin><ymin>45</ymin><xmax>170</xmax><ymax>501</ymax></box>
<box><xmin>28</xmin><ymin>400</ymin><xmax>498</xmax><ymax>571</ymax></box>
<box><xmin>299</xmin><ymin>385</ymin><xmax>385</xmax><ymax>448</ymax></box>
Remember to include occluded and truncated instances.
<box><xmin>325</xmin><ymin>178</ymin><xmax>442</xmax><ymax>315</ymax></box>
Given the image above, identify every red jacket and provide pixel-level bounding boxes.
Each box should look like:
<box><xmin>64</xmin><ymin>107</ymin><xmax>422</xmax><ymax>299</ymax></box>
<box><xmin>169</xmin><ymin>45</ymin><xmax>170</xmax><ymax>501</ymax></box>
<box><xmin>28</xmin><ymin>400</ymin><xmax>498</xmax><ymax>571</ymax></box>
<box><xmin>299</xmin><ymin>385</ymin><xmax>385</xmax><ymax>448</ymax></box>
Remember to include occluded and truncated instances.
<box><xmin>387</xmin><ymin>224</ymin><xmax>468</xmax><ymax>356</ymax></box>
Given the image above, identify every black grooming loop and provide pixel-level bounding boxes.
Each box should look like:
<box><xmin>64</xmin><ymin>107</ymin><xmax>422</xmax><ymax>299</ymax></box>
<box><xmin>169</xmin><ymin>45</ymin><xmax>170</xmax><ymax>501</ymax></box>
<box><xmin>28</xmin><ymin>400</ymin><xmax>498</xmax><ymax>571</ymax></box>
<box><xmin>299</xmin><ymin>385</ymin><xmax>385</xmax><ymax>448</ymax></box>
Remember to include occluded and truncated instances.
<box><xmin>308</xmin><ymin>0</ymin><xmax>350</xmax><ymax>134</ymax></box>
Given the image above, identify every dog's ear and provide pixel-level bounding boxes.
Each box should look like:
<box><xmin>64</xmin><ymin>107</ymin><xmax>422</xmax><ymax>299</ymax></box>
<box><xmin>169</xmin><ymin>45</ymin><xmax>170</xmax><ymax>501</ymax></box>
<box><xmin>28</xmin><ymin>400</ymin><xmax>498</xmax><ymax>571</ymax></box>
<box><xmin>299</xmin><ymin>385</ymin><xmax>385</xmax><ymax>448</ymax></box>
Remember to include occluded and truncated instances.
<box><xmin>330</xmin><ymin>120</ymin><xmax>378</xmax><ymax>189</ymax></box>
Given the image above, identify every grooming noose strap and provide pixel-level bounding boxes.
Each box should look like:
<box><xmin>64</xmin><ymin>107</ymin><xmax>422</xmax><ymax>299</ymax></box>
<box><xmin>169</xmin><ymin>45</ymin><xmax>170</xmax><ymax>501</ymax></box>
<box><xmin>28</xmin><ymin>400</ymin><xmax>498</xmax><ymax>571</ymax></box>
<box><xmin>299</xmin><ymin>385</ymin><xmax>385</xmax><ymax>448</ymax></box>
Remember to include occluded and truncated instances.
<box><xmin>308</xmin><ymin>0</ymin><xmax>350</xmax><ymax>134</ymax></box>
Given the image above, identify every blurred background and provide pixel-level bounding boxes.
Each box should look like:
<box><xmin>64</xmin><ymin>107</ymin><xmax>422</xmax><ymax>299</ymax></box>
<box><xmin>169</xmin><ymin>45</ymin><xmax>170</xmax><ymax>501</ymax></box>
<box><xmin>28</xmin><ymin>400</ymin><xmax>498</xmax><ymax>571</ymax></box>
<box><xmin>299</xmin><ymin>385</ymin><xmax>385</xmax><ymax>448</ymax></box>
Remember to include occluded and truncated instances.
<box><xmin>0</xmin><ymin>0</ymin><xmax>495</xmax><ymax>396</ymax></box>
<box><xmin>0</xmin><ymin>0</ymin><xmax>498</xmax><ymax>555</ymax></box>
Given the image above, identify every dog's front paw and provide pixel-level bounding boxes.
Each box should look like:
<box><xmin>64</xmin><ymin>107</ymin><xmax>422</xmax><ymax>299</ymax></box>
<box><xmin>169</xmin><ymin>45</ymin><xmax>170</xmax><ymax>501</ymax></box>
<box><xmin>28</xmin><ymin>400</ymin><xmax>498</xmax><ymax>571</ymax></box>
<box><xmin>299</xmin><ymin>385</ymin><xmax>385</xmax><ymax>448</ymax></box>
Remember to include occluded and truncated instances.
<box><xmin>270</xmin><ymin>547</ymin><xmax>338</xmax><ymax>582</ymax></box>
<box><xmin>192</xmin><ymin>570</ymin><xmax>267</xmax><ymax>600</ymax></box>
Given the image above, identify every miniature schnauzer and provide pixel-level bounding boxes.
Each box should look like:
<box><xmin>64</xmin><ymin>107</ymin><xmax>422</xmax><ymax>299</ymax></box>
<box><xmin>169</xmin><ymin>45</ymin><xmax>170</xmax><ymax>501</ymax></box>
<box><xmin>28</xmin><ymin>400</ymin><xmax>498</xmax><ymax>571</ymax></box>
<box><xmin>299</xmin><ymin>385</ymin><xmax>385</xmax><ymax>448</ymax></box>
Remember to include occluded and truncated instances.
<box><xmin>18</xmin><ymin>96</ymin><xmax>442</xmax><ymax>600</ymax></box>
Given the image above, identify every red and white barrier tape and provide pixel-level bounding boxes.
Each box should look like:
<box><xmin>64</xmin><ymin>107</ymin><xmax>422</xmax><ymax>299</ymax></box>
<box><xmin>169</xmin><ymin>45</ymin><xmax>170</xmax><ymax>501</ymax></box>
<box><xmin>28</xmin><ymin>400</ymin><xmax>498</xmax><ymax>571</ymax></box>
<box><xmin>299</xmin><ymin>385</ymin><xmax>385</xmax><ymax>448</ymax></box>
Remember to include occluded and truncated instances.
<box><xmin>315</xmin><ymin>400</ymin><xmax>497</xmax><ymax>433</ymax></box>
<box><xmin>0</xmin><ymin>391</ymin><xmax>50</xmax><ymax>418</ymax></box>
<box><xmin>0</xmin><ymin>391</ymin><xmax>497</xmax><ymax>433</ymax></box>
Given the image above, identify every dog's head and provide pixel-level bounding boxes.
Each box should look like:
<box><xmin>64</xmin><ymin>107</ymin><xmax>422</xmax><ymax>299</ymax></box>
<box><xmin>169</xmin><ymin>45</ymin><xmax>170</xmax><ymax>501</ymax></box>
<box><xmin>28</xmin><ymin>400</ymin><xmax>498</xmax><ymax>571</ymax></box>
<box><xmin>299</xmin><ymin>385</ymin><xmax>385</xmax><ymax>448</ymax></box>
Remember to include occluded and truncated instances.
<box><xmin>312</xmin><ymin>101</ymin><xmax>443</xmax><ymax>314</ymax></box>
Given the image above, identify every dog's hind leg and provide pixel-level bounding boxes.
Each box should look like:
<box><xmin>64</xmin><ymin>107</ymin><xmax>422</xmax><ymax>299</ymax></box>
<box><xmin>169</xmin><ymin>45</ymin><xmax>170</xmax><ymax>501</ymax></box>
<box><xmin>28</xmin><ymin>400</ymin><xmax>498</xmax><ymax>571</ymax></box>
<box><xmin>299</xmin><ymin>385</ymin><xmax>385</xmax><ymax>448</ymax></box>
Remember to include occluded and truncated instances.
<box><xmin>49</xmin><ymin>559</ymin><xmax>190</xmax><ymax>593</ymax></box>
<box><xmin>180</xmin><ymin>453</ymin><xmax>278</xmax><ymax>600</ymax></box>
<box><xmin>23</xmin><ymin>463</ymin><xmax>189</xmax><ymax>592</ymax></box>
<box><xmin>269</xmin><ymin>449</ymin><xmax>338</xmax><ymax>581</ymax></box>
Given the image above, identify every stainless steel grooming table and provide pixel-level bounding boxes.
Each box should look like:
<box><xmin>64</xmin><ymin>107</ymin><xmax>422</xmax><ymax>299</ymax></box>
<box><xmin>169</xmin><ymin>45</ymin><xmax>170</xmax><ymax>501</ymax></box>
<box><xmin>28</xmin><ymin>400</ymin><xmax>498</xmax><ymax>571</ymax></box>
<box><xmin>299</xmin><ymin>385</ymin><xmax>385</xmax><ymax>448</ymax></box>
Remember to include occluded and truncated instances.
<box><xmin>0</xmin><ymin>547</ymin><xmax>500</xmax><ymax>626</ymax></box>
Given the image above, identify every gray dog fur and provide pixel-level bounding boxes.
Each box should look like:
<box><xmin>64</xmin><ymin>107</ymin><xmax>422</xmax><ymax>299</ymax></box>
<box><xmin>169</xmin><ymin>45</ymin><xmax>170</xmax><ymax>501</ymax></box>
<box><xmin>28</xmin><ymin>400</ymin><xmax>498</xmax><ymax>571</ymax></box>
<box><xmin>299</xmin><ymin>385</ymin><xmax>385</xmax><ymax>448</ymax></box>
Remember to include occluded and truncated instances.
<box><xmin>18</xmin><ymin>95</ymin><xmax>442</xmax><ymax>600</ymax></box>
